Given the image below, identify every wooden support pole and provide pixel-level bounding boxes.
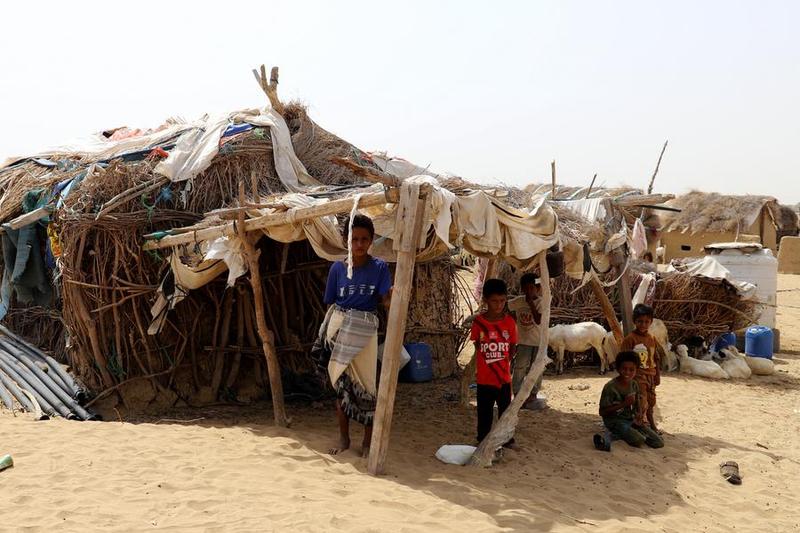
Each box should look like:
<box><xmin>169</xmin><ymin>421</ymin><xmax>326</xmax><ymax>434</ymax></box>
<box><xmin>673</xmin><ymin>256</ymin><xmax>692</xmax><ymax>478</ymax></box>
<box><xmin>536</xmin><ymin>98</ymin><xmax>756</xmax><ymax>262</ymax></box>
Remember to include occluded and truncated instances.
<box><xmin>603</xmin><ymin>200</ymin><xmax>633</xmax><ymax>335</ymax></box>
<box><xmin>252</xmin><ymin>64</ymin><xmax>284</xmax><ymax>114</ymax></box>
<box><xmin>589</xmin><ymin>276</ymin><xmax>624</xmax><ymax>344</ymax></box>
<box><xmin>236</xmin><ymin>180</ymin><xmax>288</xmax><ymax>426</ymax></box>
<box><xmin>470</xmin><ymin>251</ymin><xmax>551</xmax><ymax>466</ymax></box>
<box><xmin>330</xmin><ymin>157</ymin><xmax>400</xmax><ymax>187</ymax></box>
<box><xmin>459</xmin><ymin>351</ymin><xmax>477</xmax><ymax>408</ymax></box>
<box><xmin>143</xmin><ymin>189</ymin><xmax>399</xmax><ymax>251</ymax></box>
<box><xmin>550</xmin><ymin>160</ymin><xmax>557</xmax><ymax>199</ymax></box>
<box><xmin>617</xmin><ymin>268</ymin><xmax>634</xmax><ymax>335</ymax></box>
<box><xmin>585</xmin><ymin>173</ymin><xmax>598</xmax><ymax>199</ymax></box>
<box><xmin>368</xmin><ymin>185</ymin><xmax>427</xmax><ymax>475</ymax></box>
<box><xmin>647</xmin><ymin>140</ymin><xmax>669</xmax><ymax>194</ymax></box>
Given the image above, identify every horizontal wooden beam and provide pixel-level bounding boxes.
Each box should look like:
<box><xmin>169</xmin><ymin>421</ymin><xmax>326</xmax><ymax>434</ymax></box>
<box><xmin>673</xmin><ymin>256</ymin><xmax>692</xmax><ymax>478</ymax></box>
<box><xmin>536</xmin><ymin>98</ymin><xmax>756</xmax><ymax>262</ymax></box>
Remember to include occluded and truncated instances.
<box><xmin>142</xmin><ymin>188</ymin><xmax>400</xmax><ymax>250</ymax></box>
<box><xmin>613</xmin><ymin>194</ymin><xmax>674</xmax><ymax>207</ymax></box>
<box><xmin>3</xmin><ymin>206</ymin><xmax>52</xmax><ymax>231</ymax></box>
<box><xmin>330</xmin><ymin>157</ymin><xmax>400</xmax><ymax>187</ymax></box>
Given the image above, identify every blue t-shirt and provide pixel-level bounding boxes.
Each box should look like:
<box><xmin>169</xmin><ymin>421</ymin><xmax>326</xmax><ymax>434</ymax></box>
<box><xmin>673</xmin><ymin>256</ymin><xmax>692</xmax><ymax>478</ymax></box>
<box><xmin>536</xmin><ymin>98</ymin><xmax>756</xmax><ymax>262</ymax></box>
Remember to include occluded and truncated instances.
<box><xmin>324</xmin><ymin>257</ymin><xmax>392</xmax><ymax>312</ymax></box>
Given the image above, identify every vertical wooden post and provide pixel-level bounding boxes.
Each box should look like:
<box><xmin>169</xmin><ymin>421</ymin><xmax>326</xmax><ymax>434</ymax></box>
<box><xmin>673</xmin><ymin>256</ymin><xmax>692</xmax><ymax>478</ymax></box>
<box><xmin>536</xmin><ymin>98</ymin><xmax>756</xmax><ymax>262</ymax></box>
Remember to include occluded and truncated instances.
<box><xmin>585</xmin><ymin>173</ymin><xmax>598</xmax><ymax>199</ymax></box>
<box><xmin>618</xmin><ymin>268</ymin><xmax>634</xmax><ymax>335</ymax></box>
<box><xmin>368</xmin><ymin>185</ymin><xmax>427</xmax><ymax>475</ymax></box>
<box><xmin>603</xmin><ymin>200</ymin><xmax>633</xmax><ymax>336</ymax></box>
<box><xmin>550</xmin><ymin>160</ymin><xmax>557</xmax><ymax>199</ymax></box>
<box><xmin>470</xmin><ymin>251</ymin><xmax>551</xmax><ymax>466</ymax></box>
<box><xmin>237</xmin><ymin>180</ymin><xmax>288</xmax><ymax>426</ymax></box>
<box><xmin>589</xmin><ymin>277</ymin><xmax>624</xmax><ymax>344</ymax></box>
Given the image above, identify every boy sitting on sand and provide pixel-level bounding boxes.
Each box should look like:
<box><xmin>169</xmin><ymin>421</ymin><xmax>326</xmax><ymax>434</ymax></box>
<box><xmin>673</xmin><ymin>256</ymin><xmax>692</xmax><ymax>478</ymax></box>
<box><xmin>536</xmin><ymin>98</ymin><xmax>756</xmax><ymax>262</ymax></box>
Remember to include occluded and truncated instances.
<box><xmin>594</xmin><ymin>351</ymin><xmax>664</xmax><ymax>451</ymax></box>
<box><xmin>470</xmin><ymin>278</ymin><xmax>517</xmax><ymax>444</ymax></box>
<box><xmin>620</xmin><ymin>304</ymin><xmax>661</xmax><ymax>433</ymax></box>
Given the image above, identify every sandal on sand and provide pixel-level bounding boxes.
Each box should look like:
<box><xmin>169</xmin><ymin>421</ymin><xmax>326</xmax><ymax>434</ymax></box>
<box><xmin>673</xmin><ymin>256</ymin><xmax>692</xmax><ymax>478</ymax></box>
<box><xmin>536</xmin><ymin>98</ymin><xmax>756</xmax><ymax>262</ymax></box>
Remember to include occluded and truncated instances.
<box><xmin>720</xmin><ymin>461</ymin><xmax>742</xmax><ymax>485</ymax></box>
<box><xmin>593</xmin><ymin>434</ymin><xmax>610</xmax><ymax>452</ymax></box>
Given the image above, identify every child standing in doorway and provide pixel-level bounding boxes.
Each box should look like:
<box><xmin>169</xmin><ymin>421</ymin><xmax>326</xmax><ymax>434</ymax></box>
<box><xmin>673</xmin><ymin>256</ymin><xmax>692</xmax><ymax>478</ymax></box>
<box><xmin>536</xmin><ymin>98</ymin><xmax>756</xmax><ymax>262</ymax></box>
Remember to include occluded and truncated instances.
<box><xmin>470</xmin><ymin>278</ymin><xmax>518</xmax><ymax>443</ymax></box>
<box><xmin>508</xmin><ymin>273</ymin><xmax>543</xmax><ymax>408</ymax></box>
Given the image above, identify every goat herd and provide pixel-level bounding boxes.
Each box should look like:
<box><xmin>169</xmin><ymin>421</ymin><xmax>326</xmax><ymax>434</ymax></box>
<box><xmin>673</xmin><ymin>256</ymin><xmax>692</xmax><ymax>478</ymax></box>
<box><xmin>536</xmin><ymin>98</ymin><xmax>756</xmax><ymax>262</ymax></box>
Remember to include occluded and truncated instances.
<box><xmin>545</xmin><ymin>321</ymin><xmax>775</xmax><ymax>380</ymax></box>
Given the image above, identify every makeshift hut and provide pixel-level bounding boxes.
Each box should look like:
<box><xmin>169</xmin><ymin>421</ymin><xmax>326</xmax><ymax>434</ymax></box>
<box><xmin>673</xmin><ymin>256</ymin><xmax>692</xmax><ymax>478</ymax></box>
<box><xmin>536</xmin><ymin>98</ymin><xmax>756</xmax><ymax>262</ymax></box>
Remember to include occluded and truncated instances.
<box><xmin>654</xmin><ymin>191</ymin><xmax>779</xmax><ymax>261</ymax></box>
<box><xmin>0</xmin><ymin>66</ymin><xmax>561</xmax><ymax>472</ymax></box>
<box><xmin>776</xmin><ymin>204</ymin><xmax>800</xmax><ymax>246</ymax></box>
<box><xmin>481</xmin><ymin>186</ymin><xmax>762</xmax><ymax>370</ymax></box>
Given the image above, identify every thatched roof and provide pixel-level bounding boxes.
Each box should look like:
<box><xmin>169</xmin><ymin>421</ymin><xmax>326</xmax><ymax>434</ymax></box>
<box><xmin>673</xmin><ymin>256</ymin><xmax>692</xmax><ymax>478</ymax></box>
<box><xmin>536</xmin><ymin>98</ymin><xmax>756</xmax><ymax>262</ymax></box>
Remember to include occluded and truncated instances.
<box><xmin>656</xmin><ymin>191</ymin><xmax>778</xmax><ymax>234</ymax></box>
<box><xmin>777</xmin><ymin>204</ymin><xmax>799</xmax><ymax>233</ymax></box>
<box><xmin>525</xmin><ymin>183</ymin><xmax>641</xmax><ymax>200</ymax></box>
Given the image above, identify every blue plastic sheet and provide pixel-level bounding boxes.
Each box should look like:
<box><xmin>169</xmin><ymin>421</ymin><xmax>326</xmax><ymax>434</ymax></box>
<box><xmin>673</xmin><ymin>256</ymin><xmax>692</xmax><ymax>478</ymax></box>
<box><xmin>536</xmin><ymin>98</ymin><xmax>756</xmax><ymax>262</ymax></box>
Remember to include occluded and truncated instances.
<box><xmin>222</xmin><ymin>123</ymin><xmax>253</xmax><ymax>137</ymax></box>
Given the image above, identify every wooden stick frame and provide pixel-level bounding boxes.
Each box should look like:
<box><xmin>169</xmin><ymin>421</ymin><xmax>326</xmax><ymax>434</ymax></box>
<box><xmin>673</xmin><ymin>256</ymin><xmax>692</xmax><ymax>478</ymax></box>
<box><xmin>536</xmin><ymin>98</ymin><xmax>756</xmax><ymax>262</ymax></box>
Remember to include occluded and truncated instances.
<box><xmin>368</xmin><ymin>183</ymin><xmax>428</xmax><ymax>475</ymax></box>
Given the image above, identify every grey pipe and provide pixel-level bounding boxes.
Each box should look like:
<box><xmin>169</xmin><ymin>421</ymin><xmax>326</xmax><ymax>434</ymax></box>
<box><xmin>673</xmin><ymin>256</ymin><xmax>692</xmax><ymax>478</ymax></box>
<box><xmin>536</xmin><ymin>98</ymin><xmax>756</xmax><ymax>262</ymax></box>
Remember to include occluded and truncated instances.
<box><xmin>0</xmin><ymin>340</ymin><xmax>72</xmax><ymax>396</ymax></box>
<box><xmin>0</xmin><ymin>379</ymin><xmax>13</xmax><ymax>410</ymax></box>
<box><xmin>0</xmin><ymin>355</ymin><xmax>69</xmax><ymax>418</ymax></box>
<box><xmin>0</xmin><ymin>369</ymin><xmax>36</xmax><ymax>414</ymax></box>
<box><xmin>1</xmin><ymin>353</ymin><xmax>79</xmax><ymax>420</ymax></box>
<box><xmin>0</xmin><ymin>335</ymin><xmax>76</xmax><ymax>398</ymax></box>
<box><xmin>43</xmin><ymin>354</ymin><xmax>88</xmax><ymax>403</ymax></box>
<box><xmin>0</xmin><ymin>331</ymin><xmax>88</xmax><ymax>403</ymax></box>
<box><xmin>7</xmin><ymin>351</ymin><xmax>96</xmax><ymax>421</ymax></box>
<box><xmin>0</xmin><ymin>340</ymin><xmax>96</xmax><ymax>420</ymax></box>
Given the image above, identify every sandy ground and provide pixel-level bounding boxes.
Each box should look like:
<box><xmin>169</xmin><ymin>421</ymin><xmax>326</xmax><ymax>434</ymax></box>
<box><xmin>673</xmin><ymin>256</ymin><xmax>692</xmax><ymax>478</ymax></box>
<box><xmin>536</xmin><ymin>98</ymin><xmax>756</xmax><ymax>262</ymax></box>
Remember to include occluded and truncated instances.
<box><xmin>1</xmin><ymin>276</ymin><xmax>799</xmax><ymax>532</ymax></box>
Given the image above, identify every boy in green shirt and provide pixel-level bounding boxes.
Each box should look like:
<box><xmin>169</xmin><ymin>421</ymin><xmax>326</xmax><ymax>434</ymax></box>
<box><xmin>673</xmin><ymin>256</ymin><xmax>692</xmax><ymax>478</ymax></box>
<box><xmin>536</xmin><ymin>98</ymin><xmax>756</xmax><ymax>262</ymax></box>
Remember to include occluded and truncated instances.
<box><xmin>593</xmin><ymin>351</ymin><xmax>664</xmax><ymax>451</ymax></box>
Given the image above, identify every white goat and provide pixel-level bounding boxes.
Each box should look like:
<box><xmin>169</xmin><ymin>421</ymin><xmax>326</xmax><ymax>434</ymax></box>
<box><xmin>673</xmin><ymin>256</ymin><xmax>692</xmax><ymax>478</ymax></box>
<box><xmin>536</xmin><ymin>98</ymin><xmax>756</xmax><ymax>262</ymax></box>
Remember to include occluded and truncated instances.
<box><xmin>719</xmin><ymin>348</ymin><xmax>752</xmax><ymax>379</ymax></box>
<box><xmin>548</xmin><ymin>322</ymin><xmax>609</xmax><ymax>375</ymax></box>
<box><xmin>602</xmin><ymin>321</ymin><xmax>674</xmax><ymax>373</ymax></box>
<box><xmin>677</xmin><ymin>344</ymin><xmax>729</xmax><ymax>379</ymax></box>
<box><xmin>724</xmin><ymin>345</ymin><xmax>775</xmax><ymax>376</ymax></box>
<box><xmin>662</xmin><ymin>342</ymin><xmax>680</xmax><ymax>372</ymax></box>
<box><xmin>650</xmin><ymin>319</ymin><xmax>669</xmax><ymax>350</ymax></box>
<box><xmin>602</xmin><ymin>331</ymin><xmax>619</xmax><ymax>371</ymax></box>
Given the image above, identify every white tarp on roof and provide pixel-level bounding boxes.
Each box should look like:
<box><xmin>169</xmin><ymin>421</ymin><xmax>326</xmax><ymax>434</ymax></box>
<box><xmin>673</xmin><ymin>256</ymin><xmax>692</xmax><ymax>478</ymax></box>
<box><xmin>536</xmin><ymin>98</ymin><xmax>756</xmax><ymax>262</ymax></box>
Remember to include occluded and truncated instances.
<box><xmin>554</xmin><ymin>198</ymin><xmax>607</xmax><ymax>223</ymax></box>
<box><xmin>0</xmin><ymin>120</ymin><xmax>194</xmax><ymax>169</ymax></box>
<box><xmin>666</xmin><ymin>255</ymin><xmax>756</xmax><ymax>298</ymax></box>
<box><xmin>154</xmin><ymin>107</ymin><xmax>319</xmax><ymax>191</ymax></box>
<box><xmin>1</xmin><ymin>105</ymin><xmax>320</xmax><ymax>193</ymax></box>
<box><xmin>148</xmin><ymin>177</ymin><xmax>560</xmax><ymax>333</ymax></box>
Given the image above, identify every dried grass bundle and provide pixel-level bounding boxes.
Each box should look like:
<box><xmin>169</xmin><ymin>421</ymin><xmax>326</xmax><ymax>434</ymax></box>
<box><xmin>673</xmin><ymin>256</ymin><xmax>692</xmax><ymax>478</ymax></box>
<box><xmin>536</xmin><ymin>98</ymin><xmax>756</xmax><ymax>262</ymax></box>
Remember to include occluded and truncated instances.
<box><xmin>659</xmin><ymin>191</ymin><xmax>779</xmax><ymax>234</ymax></box>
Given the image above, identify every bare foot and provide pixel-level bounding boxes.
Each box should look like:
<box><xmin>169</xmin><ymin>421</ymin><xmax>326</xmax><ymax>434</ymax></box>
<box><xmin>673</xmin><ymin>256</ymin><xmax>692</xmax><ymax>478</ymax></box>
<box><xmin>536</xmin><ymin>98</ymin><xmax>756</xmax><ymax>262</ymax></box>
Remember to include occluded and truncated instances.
<box><xmin>329</xmin><ymin>437</ymin><xmax>350</xmax><ymax>455</ymax></box>
<box><xmin>361</xmin><ymin>446</ymin><xmax>370</xmax><ymax>458</ymax></box>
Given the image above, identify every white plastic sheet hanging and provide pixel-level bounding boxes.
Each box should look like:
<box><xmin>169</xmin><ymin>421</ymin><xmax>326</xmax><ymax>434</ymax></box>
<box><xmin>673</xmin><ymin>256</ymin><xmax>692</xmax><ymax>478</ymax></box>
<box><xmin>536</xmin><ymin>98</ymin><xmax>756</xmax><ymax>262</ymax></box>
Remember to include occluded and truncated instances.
<box><xmin>632</xmin><ymin>272</ymin><xmax>656</xmax><ymax>307</ymax></box>
<box><xmin>154</xmin><ymin>107</ymin><xmax>319</xmax><ymax>191</ymax></box>
<box><xmin>204</xmin><ymin>235</ymin><xmax>247</xmax><ymax>286</ymax></box>
<box><xmin>631</xmin><ymin>218</ymin><xmax>648</xmax><ymax>259</ymax></box>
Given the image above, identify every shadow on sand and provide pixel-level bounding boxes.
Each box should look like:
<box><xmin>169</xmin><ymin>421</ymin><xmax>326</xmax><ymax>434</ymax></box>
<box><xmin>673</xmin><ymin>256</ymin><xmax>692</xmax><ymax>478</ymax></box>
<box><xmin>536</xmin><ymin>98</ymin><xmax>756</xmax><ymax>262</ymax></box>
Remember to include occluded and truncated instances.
<box><xmin>119</xmin><ymin>373</ymin><xmax>792</xmax><ymax>532</ymax></box>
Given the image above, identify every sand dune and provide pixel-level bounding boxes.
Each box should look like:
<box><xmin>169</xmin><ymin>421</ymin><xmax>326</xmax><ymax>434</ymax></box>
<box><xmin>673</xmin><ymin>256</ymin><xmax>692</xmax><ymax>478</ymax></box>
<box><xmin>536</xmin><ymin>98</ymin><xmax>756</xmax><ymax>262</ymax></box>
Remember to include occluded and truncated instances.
<box><xmin>1</xmin><ymin>276</ymin><xmax>799</xmax><ymax>531</ymax></box>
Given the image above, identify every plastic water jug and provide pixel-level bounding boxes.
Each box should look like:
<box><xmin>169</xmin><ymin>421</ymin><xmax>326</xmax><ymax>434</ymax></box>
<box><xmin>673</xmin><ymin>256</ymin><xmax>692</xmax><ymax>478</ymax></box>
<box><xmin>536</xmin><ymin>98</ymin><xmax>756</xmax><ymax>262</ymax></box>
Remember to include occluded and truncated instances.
<box><xmin>745</xmin><ymin>326</ymin><xmax>773</xmax><ymax>359</ymax></box>
<box><xmin>399</xmin><ymin>342</ymin><xmax>433</xmax><ymax>382</ymax></box>
<box><xmin>713</xmin><ymin>332</ymin><xmax>736</xmax><ymax>352</ymax></box>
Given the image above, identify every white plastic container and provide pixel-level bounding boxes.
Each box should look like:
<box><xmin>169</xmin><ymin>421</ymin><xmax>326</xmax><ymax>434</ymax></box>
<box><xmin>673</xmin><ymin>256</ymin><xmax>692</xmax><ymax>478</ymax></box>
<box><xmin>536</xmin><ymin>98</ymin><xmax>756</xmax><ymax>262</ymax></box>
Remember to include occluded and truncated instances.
<box><xmin>706</xmin><ymin>243</ymin><xmax>778</xmax><ymax>328</ymax></box>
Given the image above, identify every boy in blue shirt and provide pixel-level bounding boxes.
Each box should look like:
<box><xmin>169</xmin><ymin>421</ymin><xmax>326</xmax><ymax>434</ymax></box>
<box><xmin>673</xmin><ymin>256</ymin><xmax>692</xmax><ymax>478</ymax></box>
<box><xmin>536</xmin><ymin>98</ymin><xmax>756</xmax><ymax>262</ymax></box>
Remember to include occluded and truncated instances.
<box><xmin>323</xmin><ymin>214</ymin><xmax>392</xmax><ymax>457</ymax></box>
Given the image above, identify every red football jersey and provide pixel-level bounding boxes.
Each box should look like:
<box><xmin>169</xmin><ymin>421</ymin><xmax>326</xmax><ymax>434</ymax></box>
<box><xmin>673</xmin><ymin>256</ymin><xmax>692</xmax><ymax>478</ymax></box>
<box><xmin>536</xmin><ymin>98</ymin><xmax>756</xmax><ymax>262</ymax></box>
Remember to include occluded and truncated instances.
<box><xmin>470</xmin><ymin>314</ymin><xmax>517</xmax><ymax>387</ymax></box>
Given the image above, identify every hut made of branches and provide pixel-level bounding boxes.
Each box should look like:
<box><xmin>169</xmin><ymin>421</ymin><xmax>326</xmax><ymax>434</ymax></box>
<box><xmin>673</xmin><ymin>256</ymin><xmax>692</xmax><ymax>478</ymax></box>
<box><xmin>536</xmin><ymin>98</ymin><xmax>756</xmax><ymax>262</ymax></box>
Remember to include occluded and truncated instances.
<box><xmin>0</xmin><ymin>102</ymin><xmax>463</xmax><ymax>410</ymax></box>
<box><xmin>486</xmin><ymin>187</ymin><xmax>760</xmax><ymax>368</ymax></box>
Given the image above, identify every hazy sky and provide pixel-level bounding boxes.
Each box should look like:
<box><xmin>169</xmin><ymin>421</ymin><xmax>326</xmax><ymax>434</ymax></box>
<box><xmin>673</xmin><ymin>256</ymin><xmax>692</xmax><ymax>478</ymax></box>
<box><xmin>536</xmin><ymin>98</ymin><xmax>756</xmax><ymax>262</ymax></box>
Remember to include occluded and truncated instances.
<box><xmin>2</xmin><ymin>1</ymin><xmax>798</xmax><ymax>203</ymax></box>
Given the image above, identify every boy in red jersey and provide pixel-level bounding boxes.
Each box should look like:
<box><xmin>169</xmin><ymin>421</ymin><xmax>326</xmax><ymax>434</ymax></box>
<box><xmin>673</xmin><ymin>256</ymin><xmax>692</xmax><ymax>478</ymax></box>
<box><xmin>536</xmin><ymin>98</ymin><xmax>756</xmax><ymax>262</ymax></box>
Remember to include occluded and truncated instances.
<box><xmin>470</xmin><ymin>278</ymin><xmax>518</xmax><ymax>443</ymax></box>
